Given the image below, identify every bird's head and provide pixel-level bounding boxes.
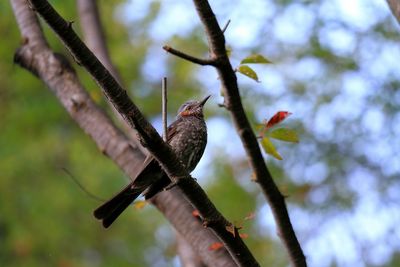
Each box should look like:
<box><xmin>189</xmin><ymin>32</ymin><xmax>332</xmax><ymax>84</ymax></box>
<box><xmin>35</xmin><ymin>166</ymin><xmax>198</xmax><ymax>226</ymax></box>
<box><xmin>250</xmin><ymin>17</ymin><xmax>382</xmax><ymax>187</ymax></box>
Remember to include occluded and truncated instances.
<box><xmin>178</xmin><ymin>95</ymin><xmax>211</xmax><ymax>118</ymax></box>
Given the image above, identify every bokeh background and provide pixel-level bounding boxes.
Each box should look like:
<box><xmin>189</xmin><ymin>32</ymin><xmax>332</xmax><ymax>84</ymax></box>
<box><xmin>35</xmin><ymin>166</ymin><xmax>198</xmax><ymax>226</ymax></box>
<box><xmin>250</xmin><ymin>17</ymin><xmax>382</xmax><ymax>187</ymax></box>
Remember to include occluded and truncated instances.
<box><xmin>1</xmin><ymin>0</ymin><xmax>400</xmax><ymax>266</ymax></box>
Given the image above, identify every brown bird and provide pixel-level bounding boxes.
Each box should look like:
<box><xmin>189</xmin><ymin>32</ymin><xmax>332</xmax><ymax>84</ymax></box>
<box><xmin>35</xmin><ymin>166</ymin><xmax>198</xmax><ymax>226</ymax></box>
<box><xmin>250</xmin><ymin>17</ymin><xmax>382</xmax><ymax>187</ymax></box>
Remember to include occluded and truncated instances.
<box><xmin>94</xmin><ymin>95</ymin><xmax>210</xmax><ymax>228</ymax></box>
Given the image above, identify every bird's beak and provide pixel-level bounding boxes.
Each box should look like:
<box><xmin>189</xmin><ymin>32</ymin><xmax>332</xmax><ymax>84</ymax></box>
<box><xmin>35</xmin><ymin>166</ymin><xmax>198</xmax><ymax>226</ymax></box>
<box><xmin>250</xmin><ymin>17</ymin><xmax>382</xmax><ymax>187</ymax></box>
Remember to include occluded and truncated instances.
<box><xmin>199</xmin><ymin>95</ymin><xmax>211</xmax><ymax>106</ymax></box>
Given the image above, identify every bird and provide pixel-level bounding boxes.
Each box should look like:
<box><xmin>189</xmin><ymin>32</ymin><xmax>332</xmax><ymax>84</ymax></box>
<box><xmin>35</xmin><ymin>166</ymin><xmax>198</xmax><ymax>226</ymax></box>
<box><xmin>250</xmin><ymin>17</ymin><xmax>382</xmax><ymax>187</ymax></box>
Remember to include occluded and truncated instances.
<box><xmin>94</xmin><ymin>95</ymin><xmax>210</xmax><ymax>228</ymax></box>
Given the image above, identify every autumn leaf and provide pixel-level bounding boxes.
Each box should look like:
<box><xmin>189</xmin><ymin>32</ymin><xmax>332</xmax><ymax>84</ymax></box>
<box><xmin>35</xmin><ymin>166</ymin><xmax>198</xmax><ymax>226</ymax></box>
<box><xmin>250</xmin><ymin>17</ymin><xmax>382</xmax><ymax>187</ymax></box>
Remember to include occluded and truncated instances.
<box><xmin>261</xmin><ymin>137</ymin><xmax>283</xmax><ymax>160</ymax></box>
<box><xmin>237</xmin><ymin>65</ymin><xmax>259</xmax><ymax>82</ymax></box>
<box><xmin>209</xmin><ymin>242</ymin><xmax>224</xmax><ymax>251</ymax></box>
<box><xmin>192</xmin><ymin>210</ymin><xmax>200</xmax><ymax>217</ymax></box>
<box><xmin>133</xmin><ymin>200</ymin><xmax>147</xmax><ymax>210</ymax></box>
<box><xmin>226</xmin><ymin>224</ymin><xmax>236</xmax><ymax>237</ymax></box>
<box><xmin>244</xmin><ymin>212</ymin><xmax>255</xmax><ymax>221</ymax></box>
<box><xmin>265</xmin><ymin>111</ymin><xmax>292</xmax><ymax>129</ymax></box>
<box><xmin>269</xmin><ymin>128</ymin><xmax>299</xmax><ymax>143</ymax></box>
<box><xmin>240</xmin><ymin>54</ymin><xmax>272</xmax><ymax>64</ymax></box>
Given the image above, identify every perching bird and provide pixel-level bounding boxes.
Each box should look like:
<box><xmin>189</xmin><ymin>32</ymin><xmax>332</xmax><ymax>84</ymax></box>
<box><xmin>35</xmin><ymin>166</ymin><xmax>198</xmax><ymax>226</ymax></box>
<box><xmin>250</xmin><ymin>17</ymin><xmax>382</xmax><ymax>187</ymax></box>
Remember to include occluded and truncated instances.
<box><xmin>94</xmin><ymin>95</ymin><xmax>210</xmax><ymax>228</ymax></box>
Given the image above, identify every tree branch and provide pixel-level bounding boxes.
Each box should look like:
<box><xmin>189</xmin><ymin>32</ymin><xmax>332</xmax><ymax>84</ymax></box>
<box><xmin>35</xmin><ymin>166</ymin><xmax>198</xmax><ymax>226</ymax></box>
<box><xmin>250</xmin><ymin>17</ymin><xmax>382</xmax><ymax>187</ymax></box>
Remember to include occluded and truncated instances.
<box><xmin>176</xmin><ymin>231</ymin><xmax>208</xmax><ymax>267</ymax></box>
<box><xmin>11</xmin><ymin>1</ymin><xmax>237</xmax><ymax>266</ymax></box>
<box><xmin>387</xmin><ymin>0</ymin><xmax>400</xmax><ymax>25</ymax></box>
<box><xmin>185</xmin><ymin>0</ymin><xmax>307</xmax><ymax>266</ymax></box>
<box><xmin>76</xmin><ymin>0</ymin><xmax>122</xmax><ymax>83</ymax></box>
<box><xmin>11</xmin><ymin>0</ymin><xmax>145</xmax><ymax>178</ymax></box>
<box><xmin>163</xmin><ymin>45</ymin><xmax>216</xmax><ymax>66</ymax></box>
<box><xmin>25</xmin><ymin>0</ymin><xmax>259</xmax><ymax>265</ymax></box>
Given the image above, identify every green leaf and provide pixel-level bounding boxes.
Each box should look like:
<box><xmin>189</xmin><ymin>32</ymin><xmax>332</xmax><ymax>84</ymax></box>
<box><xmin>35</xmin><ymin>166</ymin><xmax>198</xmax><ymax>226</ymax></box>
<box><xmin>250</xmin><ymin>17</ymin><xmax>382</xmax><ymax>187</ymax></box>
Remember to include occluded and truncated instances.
<box><xmin>237</xmin><ymin>65</ymin><xmax>259</xmax><ymax>82</ymax></box>
<box><xmin>269</xmin><ymin>128</ymin><xmax>299</xmax><ymax>143</ymax></box>
<box><xmin>261</xmin><ymin>137</ymin><xmax>282</xmax><ymax>160</ymax></box>
<box><xmin>240</xmin><ymin>54</ymin><xmax>272</xmax><ymax>64</ymax></box>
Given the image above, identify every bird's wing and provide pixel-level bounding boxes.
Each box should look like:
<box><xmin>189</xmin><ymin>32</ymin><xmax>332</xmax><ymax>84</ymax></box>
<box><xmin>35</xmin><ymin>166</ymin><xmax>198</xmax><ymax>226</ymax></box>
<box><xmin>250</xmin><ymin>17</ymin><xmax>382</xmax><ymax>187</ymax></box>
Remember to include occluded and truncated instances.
<box><xmin>93</xmin><ymin>120</ymin><xmax>183</xmax><ymax>228</ymax></box>
<box><xmin>130</xmin><ymin>119</ymin><xmax>181</xmax><ymax>188</ymax></box>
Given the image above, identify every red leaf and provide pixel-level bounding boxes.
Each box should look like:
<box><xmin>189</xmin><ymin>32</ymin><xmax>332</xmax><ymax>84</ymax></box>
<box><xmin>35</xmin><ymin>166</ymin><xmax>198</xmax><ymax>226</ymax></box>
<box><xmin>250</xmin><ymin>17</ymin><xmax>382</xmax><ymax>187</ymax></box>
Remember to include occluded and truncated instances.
<box><xmin>192</xmin><ymin>210</ymin><xmax>200</xmax><ymax>217</ymax></box>
<box><xmin>209</xmin><ymin>242</ymin><xmax>224</xmax><ymax>251</ymax></box>
<box><xmin>266</xmin><ymin>111</ymin><xmax>292</xmax><ymax>129</ymax></box>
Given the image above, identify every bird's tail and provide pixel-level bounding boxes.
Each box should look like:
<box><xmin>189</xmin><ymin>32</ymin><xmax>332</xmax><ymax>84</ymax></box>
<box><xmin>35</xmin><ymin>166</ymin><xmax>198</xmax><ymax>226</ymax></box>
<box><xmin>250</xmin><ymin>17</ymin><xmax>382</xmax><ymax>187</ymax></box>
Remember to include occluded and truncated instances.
<box><xmin>94</xmin><ymin>183</ymin><xmax>143</xmax><ymax>228</ymax></box>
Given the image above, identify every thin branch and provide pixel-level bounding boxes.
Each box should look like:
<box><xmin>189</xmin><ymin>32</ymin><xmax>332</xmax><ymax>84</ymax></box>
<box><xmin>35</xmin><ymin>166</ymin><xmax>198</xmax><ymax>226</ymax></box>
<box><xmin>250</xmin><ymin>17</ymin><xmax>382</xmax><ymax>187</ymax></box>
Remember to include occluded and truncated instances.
<box><xmin>61</xmin><ymin>168</ymin><xmax>105</xmax><ymax>202</ymax></box>
<box><xmin>11</xmin><ymin>1</ymin><xmax>236</xmax><ymax>266</ymax></box>
<box><xmin>387</xmin><ymin>0</ymin><xmax>400</xmax><ymax>25</ymax></box>
<box><xmin>162</xmin><ymin>77</ymin><xmax>168</xmax><ymax>142</ymax></box>
<box><xmin>27</xmin><ymin>0</ymin><xmax>259</xmax><ymax>265</ymax></box>
<box><xmin>163</xmin><ymin>45</ymin><xmax>216</xmax><ymax>66</ymax></box>
<box><xmin>221</xmin><ymin>19</ymin><xmax>231</xmax><ymax>33</ymax></box>
<box><xmin>187</xmin><ymin>0</ymin><xmax>307</xmax><ymax>266</ymax></box>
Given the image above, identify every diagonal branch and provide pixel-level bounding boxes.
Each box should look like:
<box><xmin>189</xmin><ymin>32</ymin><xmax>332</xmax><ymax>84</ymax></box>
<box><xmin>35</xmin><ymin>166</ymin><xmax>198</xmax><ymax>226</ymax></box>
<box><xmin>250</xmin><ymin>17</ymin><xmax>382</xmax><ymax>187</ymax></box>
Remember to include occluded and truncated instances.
<box><xmin>387</xmin><ymin>0</ymin><xmax>400</xmax><ymax>25</ymax></box>
<box><xmin>26</xmin><ymin>0</ymin><xmax>259</xmax><ymax>265</ymax></box>
<box><xmin>176</xmin><ymin>0</ymin><xmax>306</xmax><ymax>266</ymax></box>
<box><xmin>11</xmin><ymin>0</ymin><xmax>236</xmax><ymax>266</ymax></box>
<box><xmin>76</xmin><ymin>0</ymin><xmax>147</xmax><ymax>155</ymax></box>
<box><xmin>163</xmin><ymin>45</ymin><xmax>216</xmax><ymax>66</ymax></box>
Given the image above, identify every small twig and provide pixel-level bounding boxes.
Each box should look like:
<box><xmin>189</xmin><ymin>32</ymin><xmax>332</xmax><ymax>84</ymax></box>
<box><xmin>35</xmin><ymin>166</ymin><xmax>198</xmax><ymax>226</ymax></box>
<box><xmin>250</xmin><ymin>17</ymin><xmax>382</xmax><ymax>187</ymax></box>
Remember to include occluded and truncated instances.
<box><xmin>221</xmin><ymin>19</ymin><xmax>231</xmax><ymax>33</ymax></box>
<box><xmin>163</xmin><ymin>45</ymin><xmax>216</xmax><ymax>66</ymax></box>
<box><xmin>61</xmin><ymin>168</ymin><xmax>105</xmax><ymax>202</ymax></box>
<box><xmin>162</xmin><ymin>77</ymin><xmax>168</xmax><ymax>142</ymax></box>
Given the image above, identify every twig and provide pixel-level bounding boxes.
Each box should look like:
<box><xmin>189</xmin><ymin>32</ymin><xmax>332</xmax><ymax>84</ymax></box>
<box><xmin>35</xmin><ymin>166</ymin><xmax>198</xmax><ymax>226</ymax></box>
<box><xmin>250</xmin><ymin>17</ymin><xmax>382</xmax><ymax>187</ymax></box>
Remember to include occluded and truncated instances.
<box><xmin>61</xmin><ymin>168</ymin><xmax>105</xmax><ymax>202</ymax></box>
<box><xmin>162</xmin><ymin>77</ymin><xmax>168</xmax><ymax>142</ymax></box>
<box><xmin>163</xmin><ymin>45</ymin><xmax>216</xmax><ymax>66</ymax></box>
<box><xmin>221</xmin><ymin>19</ymin><xmax>231</xmax><ymax>33</ymax></box>
<box><xmin>27</xmin><ymin>0</ymin><xmax>259</xmax><ymax>265</ymax></box>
